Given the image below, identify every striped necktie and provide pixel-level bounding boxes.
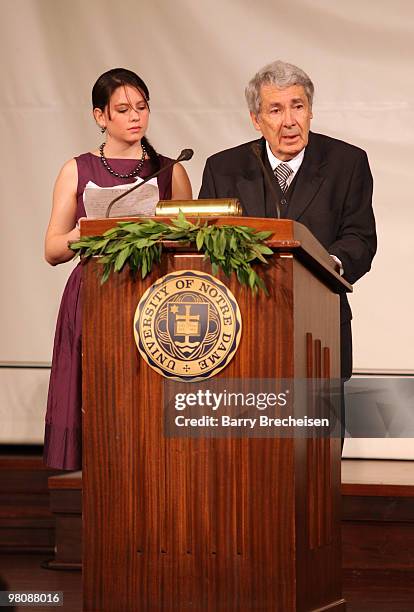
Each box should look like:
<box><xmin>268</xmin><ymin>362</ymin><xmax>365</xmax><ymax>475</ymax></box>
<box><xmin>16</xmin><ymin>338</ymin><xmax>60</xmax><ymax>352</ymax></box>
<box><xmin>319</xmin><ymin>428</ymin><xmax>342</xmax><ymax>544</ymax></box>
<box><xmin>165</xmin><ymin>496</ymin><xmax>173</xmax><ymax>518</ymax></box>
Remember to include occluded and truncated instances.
<box><xmin>275</xmin><ymin>163</ymin><xmax>293</xmax><ymax>194</ymax></box>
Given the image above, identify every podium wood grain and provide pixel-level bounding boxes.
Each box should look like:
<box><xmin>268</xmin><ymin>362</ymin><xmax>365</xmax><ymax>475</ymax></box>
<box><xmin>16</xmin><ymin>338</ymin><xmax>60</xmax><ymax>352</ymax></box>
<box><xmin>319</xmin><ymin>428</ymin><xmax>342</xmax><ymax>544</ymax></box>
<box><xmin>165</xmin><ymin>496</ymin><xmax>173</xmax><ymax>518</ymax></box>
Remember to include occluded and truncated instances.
<box><xmin>82</xmin><ymin>218</ymin><xmax>347</xmax><ymax>611</ymax></box>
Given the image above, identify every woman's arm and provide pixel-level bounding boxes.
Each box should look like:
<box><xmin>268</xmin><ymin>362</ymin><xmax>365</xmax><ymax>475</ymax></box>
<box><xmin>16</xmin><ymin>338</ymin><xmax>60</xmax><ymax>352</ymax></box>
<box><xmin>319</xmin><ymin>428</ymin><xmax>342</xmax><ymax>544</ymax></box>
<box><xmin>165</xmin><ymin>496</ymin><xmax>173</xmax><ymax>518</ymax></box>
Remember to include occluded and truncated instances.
<box><xmin>171</xmin><ymin>162</ymin><xmax>192</xmax><ymax>200</ymax></box>
<box><xmin>45</xmin><ymin>159</ymin><xmax>80</xmax><ymax>266</ymax></box>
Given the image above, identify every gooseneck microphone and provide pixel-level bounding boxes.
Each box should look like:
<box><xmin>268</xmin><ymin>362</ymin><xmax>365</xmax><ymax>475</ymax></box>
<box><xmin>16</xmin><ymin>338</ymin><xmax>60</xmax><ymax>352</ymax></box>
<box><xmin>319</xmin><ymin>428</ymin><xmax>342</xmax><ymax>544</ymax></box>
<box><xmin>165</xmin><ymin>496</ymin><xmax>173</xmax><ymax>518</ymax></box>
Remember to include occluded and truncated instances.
<box><xmin>250</xmin><ymin>142</ymin><xmax>282</xmax><ymax>219</ymax></box>
<box><xmin>105</xmin><ymin>148</ymin><xmax>194</xmax><ymax>218</ymax></box>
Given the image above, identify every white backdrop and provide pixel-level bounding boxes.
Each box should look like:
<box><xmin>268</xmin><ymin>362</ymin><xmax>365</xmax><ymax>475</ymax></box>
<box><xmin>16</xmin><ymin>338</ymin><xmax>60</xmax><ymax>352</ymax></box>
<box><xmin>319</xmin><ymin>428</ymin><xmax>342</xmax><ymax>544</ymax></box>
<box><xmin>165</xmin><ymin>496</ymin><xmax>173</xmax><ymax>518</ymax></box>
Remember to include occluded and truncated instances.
<box><xmin>0</xmin><ymin>0</ymin><xmax>413</xmax><ymax>453</ymax></box>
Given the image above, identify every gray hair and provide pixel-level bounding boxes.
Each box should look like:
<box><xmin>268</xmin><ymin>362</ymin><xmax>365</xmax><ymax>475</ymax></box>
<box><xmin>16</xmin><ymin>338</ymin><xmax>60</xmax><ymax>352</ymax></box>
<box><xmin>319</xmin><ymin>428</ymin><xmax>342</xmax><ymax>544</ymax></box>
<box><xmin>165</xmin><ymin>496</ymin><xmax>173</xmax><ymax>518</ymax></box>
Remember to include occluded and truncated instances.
<box><xmin>245</xmin><ymin>60</ymin><xmax>314</xmax><ymax>115</ymax></box>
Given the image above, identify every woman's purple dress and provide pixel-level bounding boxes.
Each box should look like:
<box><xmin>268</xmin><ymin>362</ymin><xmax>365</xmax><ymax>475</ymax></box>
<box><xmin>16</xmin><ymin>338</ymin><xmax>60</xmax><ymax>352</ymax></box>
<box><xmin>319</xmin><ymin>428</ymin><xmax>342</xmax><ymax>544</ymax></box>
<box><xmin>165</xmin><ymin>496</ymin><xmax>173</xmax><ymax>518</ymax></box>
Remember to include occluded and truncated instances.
<box><xmin>43</xmin><ymin>153</ymin><xmax>173</xmax><ymax>470</ymax></box>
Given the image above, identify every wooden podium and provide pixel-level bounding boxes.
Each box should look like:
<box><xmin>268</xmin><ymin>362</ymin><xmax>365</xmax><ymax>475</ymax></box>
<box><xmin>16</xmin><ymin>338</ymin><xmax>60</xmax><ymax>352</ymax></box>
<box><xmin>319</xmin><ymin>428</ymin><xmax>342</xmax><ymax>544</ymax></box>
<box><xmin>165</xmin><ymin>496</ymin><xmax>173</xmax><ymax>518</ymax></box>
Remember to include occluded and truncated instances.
<box><xmin>81</xmin><ymin>217</ymin><xmax>350</xmax><ymax>611</ymax></box>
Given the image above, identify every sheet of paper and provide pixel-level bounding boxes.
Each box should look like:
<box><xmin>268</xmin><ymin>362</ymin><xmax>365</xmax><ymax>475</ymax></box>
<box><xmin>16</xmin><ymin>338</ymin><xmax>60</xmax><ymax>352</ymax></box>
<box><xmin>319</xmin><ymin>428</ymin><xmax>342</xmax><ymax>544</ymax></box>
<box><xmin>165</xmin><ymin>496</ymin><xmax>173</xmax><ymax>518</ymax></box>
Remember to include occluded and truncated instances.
<box><xmin>83</xmin><ymin>178</ymin><xmax>160</xmax><ymax>218</ymax></box>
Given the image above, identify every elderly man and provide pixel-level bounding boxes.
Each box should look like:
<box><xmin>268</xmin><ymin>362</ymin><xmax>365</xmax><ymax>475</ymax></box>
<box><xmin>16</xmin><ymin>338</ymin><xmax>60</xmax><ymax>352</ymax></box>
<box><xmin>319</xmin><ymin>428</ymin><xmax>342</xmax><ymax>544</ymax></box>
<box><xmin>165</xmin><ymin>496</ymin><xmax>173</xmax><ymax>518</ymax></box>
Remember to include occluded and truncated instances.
<box><xmin>199</xmin><ymin>60</ymin><xmax>376</xmax><ymax>381</ymax></box>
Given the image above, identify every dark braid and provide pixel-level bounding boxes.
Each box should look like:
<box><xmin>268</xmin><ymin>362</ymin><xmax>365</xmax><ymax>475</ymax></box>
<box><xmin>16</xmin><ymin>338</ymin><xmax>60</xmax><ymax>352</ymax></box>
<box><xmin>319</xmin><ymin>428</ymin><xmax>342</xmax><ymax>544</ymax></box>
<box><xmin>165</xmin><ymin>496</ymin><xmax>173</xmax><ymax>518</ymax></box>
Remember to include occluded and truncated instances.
<box><xmin>142</xmin><ymin>136</ymin><xmax>161</xmax><ymax>172</ymax></box>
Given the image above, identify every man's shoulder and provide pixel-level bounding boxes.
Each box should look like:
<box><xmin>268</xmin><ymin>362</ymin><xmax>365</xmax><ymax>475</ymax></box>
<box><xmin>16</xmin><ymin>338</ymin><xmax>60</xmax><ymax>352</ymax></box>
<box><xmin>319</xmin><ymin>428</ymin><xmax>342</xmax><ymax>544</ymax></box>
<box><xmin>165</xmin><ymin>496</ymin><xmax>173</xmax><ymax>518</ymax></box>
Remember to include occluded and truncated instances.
<box><xmin>309</xmin><ymin>131</ymin><xmax>367</xmax><ymax>160</ymax></box>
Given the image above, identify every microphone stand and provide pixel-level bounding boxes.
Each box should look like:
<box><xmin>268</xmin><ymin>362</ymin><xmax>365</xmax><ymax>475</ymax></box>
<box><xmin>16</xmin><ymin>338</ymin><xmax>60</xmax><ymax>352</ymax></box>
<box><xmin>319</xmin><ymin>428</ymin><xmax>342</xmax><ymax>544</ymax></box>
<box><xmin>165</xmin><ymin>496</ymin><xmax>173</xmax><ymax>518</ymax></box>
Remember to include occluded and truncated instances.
<box><xmin>250</xmin><ymin>142</ymin><xmax>282</xmax><ymax>219</ymax></box>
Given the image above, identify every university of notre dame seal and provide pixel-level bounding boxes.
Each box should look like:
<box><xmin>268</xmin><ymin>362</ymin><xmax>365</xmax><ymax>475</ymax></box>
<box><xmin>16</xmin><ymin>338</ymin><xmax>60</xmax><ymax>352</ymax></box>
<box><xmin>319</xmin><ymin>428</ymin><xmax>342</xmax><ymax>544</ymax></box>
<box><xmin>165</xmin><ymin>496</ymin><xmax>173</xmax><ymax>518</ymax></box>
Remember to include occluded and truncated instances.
<box><xmin>133</xmin><ymin>270</ymin><xmax>242</xmax><ymax>381</ymax></box>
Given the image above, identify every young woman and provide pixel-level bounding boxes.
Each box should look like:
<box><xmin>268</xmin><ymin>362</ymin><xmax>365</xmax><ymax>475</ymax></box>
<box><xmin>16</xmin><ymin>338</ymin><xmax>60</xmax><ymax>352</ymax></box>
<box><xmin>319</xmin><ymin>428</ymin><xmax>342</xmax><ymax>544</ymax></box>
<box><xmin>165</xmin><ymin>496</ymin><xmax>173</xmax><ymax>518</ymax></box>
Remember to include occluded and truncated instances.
<box><xmin>44</xmin><ymin>68</ymin><xmax>192</xmax><ymax>470</ymax></box>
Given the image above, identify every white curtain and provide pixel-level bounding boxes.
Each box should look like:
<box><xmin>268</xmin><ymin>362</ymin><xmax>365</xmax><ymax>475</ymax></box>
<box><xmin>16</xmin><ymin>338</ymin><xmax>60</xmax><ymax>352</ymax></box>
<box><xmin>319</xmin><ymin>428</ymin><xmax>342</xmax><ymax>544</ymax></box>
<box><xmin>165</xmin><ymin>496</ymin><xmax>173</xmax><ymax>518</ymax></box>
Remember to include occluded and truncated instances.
<box><xmin>1</xmin><ymin>0</ymin><xmax>413</xmax><ymax>454</ymax></box>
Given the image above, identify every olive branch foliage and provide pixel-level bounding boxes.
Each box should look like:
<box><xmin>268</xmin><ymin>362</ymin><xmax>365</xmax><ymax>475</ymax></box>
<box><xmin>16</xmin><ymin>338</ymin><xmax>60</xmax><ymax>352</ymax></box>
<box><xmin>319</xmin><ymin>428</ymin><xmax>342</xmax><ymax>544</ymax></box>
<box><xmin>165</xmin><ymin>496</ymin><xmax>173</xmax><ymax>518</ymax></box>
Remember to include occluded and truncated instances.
<box><xmin>70</xmin><ymin>212</ymin><xmax>273</xmax><ymax>293</ymax></box>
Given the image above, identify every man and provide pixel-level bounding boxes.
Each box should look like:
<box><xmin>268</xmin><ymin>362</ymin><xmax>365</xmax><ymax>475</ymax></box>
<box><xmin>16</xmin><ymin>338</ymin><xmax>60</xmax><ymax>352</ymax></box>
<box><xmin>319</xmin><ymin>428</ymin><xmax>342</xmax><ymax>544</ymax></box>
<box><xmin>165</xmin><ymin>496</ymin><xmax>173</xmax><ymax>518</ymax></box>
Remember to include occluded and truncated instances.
<box><xmin>199</xmin><ymin>60</ymin><xmax>376</xmax><ymax>381</ymax></box>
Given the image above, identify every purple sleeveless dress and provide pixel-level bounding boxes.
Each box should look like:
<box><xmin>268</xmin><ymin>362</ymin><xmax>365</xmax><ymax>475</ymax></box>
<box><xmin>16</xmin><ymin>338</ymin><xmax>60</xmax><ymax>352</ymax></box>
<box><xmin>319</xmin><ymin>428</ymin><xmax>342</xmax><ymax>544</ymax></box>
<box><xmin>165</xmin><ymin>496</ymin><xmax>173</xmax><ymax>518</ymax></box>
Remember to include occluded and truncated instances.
<box><xmin>43</xmin><ymin>153</ymin><xmax>173</xmax><ymax>470</ymax></box>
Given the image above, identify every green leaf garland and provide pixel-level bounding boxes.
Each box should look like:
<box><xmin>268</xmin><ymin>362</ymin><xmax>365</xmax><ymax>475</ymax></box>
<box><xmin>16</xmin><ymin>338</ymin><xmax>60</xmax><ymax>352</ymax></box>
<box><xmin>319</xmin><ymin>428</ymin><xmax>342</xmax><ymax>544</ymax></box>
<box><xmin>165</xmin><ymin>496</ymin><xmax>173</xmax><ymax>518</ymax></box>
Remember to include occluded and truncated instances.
<box><xmin>70</xmin><ymin>212</ymin><xmax>273</xmax><ymax>293</ymax></box>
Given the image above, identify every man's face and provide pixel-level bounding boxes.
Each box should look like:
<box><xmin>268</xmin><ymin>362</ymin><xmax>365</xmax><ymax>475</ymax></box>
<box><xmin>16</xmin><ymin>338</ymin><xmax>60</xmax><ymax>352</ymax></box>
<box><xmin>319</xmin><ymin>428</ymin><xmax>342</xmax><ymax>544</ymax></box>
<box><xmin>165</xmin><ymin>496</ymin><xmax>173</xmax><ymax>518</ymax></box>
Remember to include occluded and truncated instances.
<box><xmin>250</xmin><ymin>84</ymin><xmax>313</xmax><ymax>161</ymax></box>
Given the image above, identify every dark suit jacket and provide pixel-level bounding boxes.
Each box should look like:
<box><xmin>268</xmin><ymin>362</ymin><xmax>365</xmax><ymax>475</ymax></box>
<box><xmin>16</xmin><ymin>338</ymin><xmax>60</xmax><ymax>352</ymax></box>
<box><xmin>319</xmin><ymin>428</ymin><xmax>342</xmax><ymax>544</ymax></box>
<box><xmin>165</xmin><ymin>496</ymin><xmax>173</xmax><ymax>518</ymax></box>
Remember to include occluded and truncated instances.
<box><xmin>199</xmin><ymin>132</ymin><xmax>377</xmax><ymax>378</ymax></box>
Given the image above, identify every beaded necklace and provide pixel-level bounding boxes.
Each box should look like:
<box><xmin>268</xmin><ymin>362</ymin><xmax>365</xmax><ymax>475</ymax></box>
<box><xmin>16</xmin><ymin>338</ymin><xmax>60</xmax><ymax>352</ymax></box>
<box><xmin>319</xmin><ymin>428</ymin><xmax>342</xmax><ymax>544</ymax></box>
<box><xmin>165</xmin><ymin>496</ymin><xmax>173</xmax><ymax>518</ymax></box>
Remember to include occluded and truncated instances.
<box><xmin>99</xmin><ymin>142</ymin><xmax>147</xmax><ymax>178</ymax></box>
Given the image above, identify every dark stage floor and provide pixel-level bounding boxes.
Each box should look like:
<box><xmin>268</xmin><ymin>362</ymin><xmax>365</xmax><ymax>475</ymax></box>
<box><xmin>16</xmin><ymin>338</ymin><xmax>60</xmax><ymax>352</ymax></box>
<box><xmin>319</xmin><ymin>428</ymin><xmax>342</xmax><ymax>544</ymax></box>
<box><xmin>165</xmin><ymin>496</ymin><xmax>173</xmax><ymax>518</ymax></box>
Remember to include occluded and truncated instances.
<box><xmin>1</xmin><ymin>554</ymin><xmax>414</xmax><ymax>611</ymax></box>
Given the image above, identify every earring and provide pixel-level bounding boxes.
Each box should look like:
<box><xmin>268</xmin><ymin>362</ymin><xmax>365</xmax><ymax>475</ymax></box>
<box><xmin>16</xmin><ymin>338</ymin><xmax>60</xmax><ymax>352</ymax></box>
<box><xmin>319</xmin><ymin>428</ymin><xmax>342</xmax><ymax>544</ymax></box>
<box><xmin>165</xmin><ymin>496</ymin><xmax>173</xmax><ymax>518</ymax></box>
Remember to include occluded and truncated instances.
<box><xmin>100</xmin><ymin>126</ymin><xmax>106</xmax><ymax>134</ymax></box>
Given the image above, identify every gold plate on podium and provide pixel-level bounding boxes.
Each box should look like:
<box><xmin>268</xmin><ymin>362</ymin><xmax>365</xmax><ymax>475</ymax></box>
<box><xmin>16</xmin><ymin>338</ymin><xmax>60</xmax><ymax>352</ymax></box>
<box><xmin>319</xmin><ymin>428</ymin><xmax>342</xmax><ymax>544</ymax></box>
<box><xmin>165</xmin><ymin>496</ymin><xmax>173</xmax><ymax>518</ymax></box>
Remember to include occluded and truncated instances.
<box><xmin>155</xmin><ymin>198</ymin><xmax>242</xmax><ymax>217</ymax></box>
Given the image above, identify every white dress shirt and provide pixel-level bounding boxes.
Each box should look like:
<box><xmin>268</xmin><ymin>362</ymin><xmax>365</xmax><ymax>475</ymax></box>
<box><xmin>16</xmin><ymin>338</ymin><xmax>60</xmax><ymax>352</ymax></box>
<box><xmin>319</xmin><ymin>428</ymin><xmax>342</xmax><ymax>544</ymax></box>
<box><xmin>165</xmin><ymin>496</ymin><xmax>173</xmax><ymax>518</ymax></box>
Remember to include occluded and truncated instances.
<box><xmin>265</xmin><ymin>141</ymin><xmax>305</xmax><ymax>188</ymax></box>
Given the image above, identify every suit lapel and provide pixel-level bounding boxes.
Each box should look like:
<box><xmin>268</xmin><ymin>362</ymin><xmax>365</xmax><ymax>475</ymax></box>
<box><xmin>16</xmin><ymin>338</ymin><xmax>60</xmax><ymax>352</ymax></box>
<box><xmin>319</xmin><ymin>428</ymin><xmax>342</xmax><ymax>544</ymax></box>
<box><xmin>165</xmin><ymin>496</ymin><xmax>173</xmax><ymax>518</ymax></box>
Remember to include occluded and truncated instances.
<box><xmin>287</xmin><ymin>132</ymin><xmax>327</xmax><ymax>221</ymax></box>
<box><xmin>236</xmin><ymin>139</ymin><xmax>266</xmax><ymax>217</ymax></box>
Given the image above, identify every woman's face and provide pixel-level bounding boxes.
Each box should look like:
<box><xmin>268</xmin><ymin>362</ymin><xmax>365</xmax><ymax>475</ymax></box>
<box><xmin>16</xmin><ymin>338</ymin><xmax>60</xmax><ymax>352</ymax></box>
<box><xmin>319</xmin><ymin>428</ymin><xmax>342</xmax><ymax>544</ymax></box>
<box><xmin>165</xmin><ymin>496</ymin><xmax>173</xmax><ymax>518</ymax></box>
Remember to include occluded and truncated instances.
<box><xmin>97</xmin><ymin>84</ymin><xmax>150</xmax><ymax>144</ymax></box>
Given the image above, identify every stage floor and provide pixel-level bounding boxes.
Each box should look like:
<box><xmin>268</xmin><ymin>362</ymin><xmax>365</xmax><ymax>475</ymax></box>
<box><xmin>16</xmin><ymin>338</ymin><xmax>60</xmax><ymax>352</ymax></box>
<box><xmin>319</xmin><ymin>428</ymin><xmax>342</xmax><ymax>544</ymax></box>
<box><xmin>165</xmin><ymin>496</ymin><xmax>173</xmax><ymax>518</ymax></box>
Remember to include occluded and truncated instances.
<box><xmin>0</xmin><ymin>553</ymin><xmax>413</xmax><ymax>611</ymax></box>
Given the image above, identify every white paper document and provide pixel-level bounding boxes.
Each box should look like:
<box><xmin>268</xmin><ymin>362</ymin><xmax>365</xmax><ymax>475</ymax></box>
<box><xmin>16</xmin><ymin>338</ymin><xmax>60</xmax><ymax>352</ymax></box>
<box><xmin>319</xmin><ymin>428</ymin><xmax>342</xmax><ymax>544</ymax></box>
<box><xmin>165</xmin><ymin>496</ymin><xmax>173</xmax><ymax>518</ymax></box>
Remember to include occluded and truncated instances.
<box><xmin>83</xmin><ymin>177</ymin><xmax>159</xmax><ymax>218</ymax></box>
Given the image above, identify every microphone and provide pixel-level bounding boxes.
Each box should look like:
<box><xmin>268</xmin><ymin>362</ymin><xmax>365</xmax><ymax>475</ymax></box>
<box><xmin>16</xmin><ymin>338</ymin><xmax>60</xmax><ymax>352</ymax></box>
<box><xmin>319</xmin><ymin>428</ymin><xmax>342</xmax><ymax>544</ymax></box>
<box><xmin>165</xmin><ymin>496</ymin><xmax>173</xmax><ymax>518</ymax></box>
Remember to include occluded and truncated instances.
<box><xmin>105</xmin><ymin>148</ymin><xmax>194</xmax><ymax>218</ymax></box>
<box><xmin>176</xmin><ymin>148</ymin><xmax>194</xmax><ymax>162</ymax></box>
<box><xmin>250</xmin><ymin>142</ymin><xmax>282</xmax><ymax>219</ymax></box>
